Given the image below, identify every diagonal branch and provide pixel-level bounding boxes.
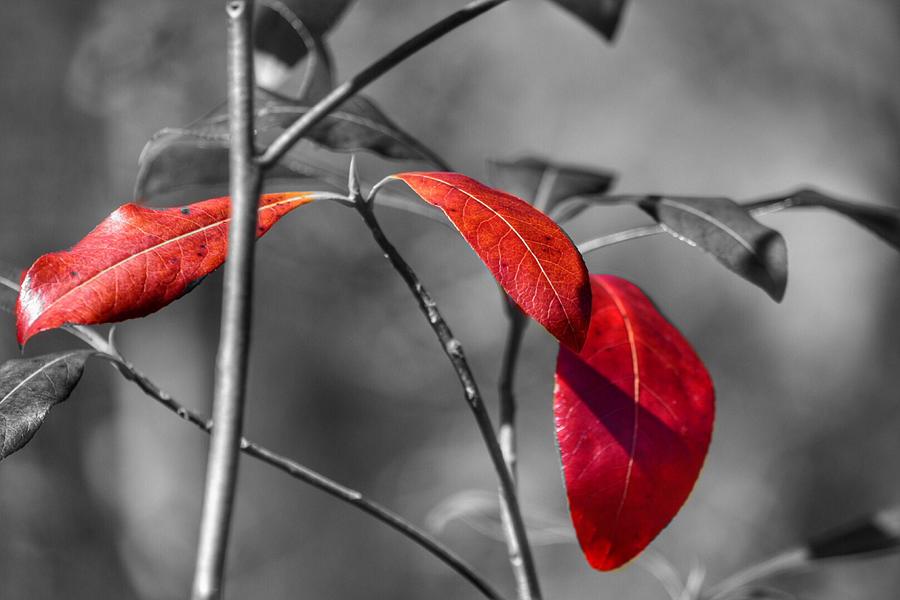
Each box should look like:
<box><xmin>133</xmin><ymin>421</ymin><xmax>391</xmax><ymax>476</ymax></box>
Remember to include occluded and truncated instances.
<box><xmin>259</xmin><ymin>0</ymin><xmax>510</xmax><ymax>168</ymax></box>
<box><xmin>3</xmin><ymin>310</ymin><xmax>504</xmax><ymax>600</ymax></box>
<box><xmin>354</xmin><ymin>181</ymin><xmax>542</xmax><ymax>600</ymax></box>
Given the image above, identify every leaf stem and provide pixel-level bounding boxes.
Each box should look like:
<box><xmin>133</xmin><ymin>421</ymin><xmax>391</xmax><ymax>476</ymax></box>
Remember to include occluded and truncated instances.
<box><xmin>258</xmin><ymin>0</ymin><xmax>510</xmax><ymax>168</ymax></box>
<box><xmin>193</xmin><ymin>2</ymin><xmax>261</xmax><ymax>598</ymax></box>
<box><xmin>577</xmin><ymin>224</ymin><xmax>664</xmax><ymax>254</ymax></box>
<box><xmin>354</xmin><ymin>188</ymin><xmax>542</xmax><ymax>600</ymax></box>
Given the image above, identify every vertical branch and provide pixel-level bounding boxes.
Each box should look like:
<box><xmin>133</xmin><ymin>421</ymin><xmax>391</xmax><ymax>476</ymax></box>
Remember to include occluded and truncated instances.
<box><xmin>497</xmin><ymin>297</ymin><xmax>527</xmax><ymax>482</ymax></box>
<box><xmin>353</xmin><ymin>185</ymin><xmax>542</xmax><ymax>600</ymax></box>
<box><xmin>192</xmin><ymin>2</ymin><xmax>261</xmax><ymax>599</ymax></box>
<box><xmin>495</xmin><ymin>296</ymin><xmax>530</xmax><ymax>600</ymax></box>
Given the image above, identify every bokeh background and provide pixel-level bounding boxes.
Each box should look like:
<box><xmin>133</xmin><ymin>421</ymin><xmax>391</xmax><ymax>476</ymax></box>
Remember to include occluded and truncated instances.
<box><xmin>1</xmin><ymin>0</ymin><xmax>898</xmax><ymax>598</ymax></box>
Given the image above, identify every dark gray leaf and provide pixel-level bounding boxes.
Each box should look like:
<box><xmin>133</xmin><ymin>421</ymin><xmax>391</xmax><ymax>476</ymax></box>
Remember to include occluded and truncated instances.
<box><xmin>136</xmin><ymin>90</ymin><xmax>447</xmax><ymax>200</ymax></box>
<box><xmin>488</xmin><ymin>156</ymin><xmax>614</xmax><ymax>219</ymax></box>
<box><xmin>639</xmin><ymin>196</ymin><xmax>788</xmax><ymax>301</ymax></box>
<box><xmin>254</xmin><ymin>93</ymin><xmax>449</xmax><ymax>168</ymax></box>
<box><xmin>808</xmin><ymin>505</ymin><xmax>900</xmax><ymax>560</ymax></box>
<box><xmin>134</xmin><ymin>127</ymin><xmax>341</xmax><ymax>202</ymax></box>
<box><xmin>253</xmin><ymin>0</ymin><xmax>337</xmax><ymax>97</ymax></box>
<box><xmin>0</xmin><ymin>351</ymin><xmax>94</xmax><ymax>460</ymax></box>
<box><xmin>548</xmin><ymin>0</ymin><xmax>629</xmax><ymax>41</ymax></box>
<box><xmin>254</xmin><ymin>0</ymin><xmax>353</xmax><ymax>69</ymax></box>
<box><xmin>747</xmin><ymin>189</ymin><xmax>900</xmax><ymax>251</ymax></box>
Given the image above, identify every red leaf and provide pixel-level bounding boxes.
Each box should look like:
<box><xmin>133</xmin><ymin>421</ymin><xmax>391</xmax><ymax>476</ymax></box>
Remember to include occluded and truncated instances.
<box><xmin>392</xmin><ymin>172</ymin><xmax>591</xmax><ymax>351</ymax></box>
<box><xmin>554</xmin><ymin>274</ymin><xmax>714</xmax><ymax>570</ymax></box>
<box><xmin>17</xmin><ymin>193</ymin><xmax>314</xmax><ymax>345</ymax></box>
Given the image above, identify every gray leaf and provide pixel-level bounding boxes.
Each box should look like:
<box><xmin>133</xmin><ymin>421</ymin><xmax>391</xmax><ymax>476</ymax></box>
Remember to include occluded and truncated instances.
<box><xmin>747</xmin><ymin>188</ymin><xmax>900</xmax><ymax>251</ymax></box>
<box><xmin>548</xmin><ymin>0</ymin><xmax>629</xmax><ymax>42</ymax></box>
<box><xmin>0</xmin><ymin>351</ymin><xmax>94</xmax><ymax>460</ymax></box>
<box><xmin>808</xmin><ymin>504</ymin><xmax>900</xmax><ymax>560</ymax></box>
<box><xmin>134</xmin><ymin>127</ymin><xmax>336</xmax><ymax>202</ymax></box>
<box><xmin>136</xmin><ymin>90</ymin><xmax>447</xmax><ymax>201</ymax></box>
<box><xmin>489</xmin><ymin>156</ymin><xmax>615</xmax><ymax>219</ymax></box>
<box><xmin>640</xmin><ymin>196</ymin><xmax>788</xmax><ymax>301</ymax></box>
<box><xmin>254</xmin><ymin>0</ymin><xmax>353</xmax><ymax>70</ymax></box>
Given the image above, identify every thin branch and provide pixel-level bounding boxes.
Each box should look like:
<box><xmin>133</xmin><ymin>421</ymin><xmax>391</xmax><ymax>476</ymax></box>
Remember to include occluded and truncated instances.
<box><xmin>0</xmin><ymin>303</ymin><xmax>507</xmax><ymax>597</ymax></box>
<box><xmin>193</xmin><ymin>2</ymin><xmax>261</xmax><ymax>598</ymax></box>
<box><xmin>577</xmin><ymin>224</ymin><xmax>664</xmax><ymax>254</ymax></box>
<box><xmin>109</xmin><ymin>355</ymin><xmax>505</xmax><ymax>600</ymax></box>
<box><xmin>259</xmin><ymin>0</ymin><xmax>510</xmax><ymax>168</ymax></box>
<box><xmin>497</xmin><ymin>298</ymin><xmax>527</xmax><ymax>483</ymax></box>
<box><xmin>355</xmin><ymin>181</ymin><xmax>542</xmax><ymax>600</ymax></box>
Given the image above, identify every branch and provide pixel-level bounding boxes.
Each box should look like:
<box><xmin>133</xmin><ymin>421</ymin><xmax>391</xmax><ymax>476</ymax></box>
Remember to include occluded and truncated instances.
<box><xmin>2</xmin><ymin>304</ymin><xmax>506</xmax><ymax>599</ymax></box>
<box><xmin>497</xmin><ymin>297</ymin><xmax>527</xmax><ymax>483</ymax></box>
<box><xmin>355</xmin><ymin>179</ymin><xmax>542</xmax><ymax>600</ymax></box>
<box><xmin>259</xmin><ymin>0</ymin><xmax>509</xmax><ymax>168</ymax></box>
<box><xmin>110</xmin><ymin>356</ymin><xmax>504</xmax><ymax>600</ymax></box>
<box><xmin>193</xmin><ymin>2</ymin><xmax>261</xmax><ymax>598</ymax></box>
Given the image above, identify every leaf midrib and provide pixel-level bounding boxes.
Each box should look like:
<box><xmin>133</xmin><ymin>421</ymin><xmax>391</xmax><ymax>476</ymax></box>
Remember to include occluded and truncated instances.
<box><xmin>412</xmin><ymin>174</ymin><xmax>578</xmax><ymax>340</ymax></box>
<box><xmin>26</xmin><ymin>196</ymin><xmax>307</xmax><ymax>331</ymax></box>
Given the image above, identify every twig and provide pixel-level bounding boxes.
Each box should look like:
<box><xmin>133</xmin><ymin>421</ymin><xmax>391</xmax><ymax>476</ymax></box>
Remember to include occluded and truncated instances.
<box><xmin>259</xmin><ymin>0</ymin><xmax>510</xmax><ymax>168</ymax></box>
<box><xmin>497</xmin><ymin>298</ymin><xmax>527</xmax><ymax>483</ymax></box>
<box><xmin>193</xmin><ymin>2</ymin><xmax>261</xmax><ymax>598</ymax></box>
<box><xmin>577</xmin><ymin>224</ymin><xmax>664</xmax><ymax>254</ymax></box>
<box><xmin>356</xmin><ymin>177</ymin><xmax>542</xmax><ymax>600</ymax></box>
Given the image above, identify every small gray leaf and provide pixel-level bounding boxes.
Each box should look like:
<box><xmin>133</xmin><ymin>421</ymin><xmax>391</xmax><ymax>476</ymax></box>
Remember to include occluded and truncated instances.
<box><xmin>808</xmin><ymin>505</ymin><xmax>900</xmax><ymax>560</ymax></box>
<box><xmin>640</xmin><ymin>196</ymin><xmax>788</xmax><ymax>301</ymax></box>
<box><xmin>0</xmin><ymin>351</ymin><xmax>94</xmax><ymax>460</ymax></box>
<box><xmin>548</xmin><ymin>0</ymin><xmax>629</xmax><ymax>42</ymax></box>
<box><xmin>489</xmin><ymin>156</ymin><xmax>615</xmax><ymax>219</ymax></box>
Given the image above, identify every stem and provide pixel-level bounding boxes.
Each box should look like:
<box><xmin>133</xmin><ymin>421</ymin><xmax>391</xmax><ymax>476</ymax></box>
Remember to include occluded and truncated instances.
<box><xmin>577</xmin><ymin>224</ymin><xmax>664</xmax><ymax>254</ymax></box>
<box><xmin>497</xmin><ymin>298</ymin><xmax>527</xmax><ymax>483</ymax></box>
<box><xmin>354</xmin><ymin>197</ymin><xmax>542</xmax><ymax>600</ymax></box>
<box><xmin>495</xmin><ymin>297</ymin><xmax>530</xmax><ymax>600</ymax></box>
<box><xmin>259</xmin><ymin>0</ymin><xmax>509</xmax><ymax>168</ymax></box>
<box><xmin>193</xmin><ymin>2</ymin><xmax>261</xmax><ymax>598</ymax></box>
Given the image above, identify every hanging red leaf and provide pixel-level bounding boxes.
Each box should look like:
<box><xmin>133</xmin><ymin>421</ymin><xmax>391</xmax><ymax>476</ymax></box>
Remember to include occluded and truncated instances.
<box><xmin>17</xmin><ymin>193</ymin><xmax>314</xmax><ymax>345</ymax></box>
<box><xmin>554</xmin><ymin>274</ymin><xmax>714</xmax><ymax>570</ymax></box>
<box><xmin>392</xmin><ymin>172</ymin><xmax>591</xmax><ymax>351</ymax></box>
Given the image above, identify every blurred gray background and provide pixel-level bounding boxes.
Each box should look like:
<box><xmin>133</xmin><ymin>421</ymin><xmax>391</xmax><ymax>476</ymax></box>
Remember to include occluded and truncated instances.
<box><xmin>1</xmin><ymin>0</ymin><xmax>898</xmax><ymax>598</ymax></box>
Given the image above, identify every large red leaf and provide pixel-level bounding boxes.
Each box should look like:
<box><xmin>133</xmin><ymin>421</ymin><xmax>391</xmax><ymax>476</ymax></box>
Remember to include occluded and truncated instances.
<box><xmin>17</xmin><ymin>193</ymin><xmax>314</xmax><ymax>345</ymax></box>
<box><xmin>554</xmin><ymin>274</ymin><xmax>714</xmax><ymax>570</ymax></box>
<box><xmin>392</xmin><ymin>172</ymin><xmax>591</xmax><ymax>351</ymax></box>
